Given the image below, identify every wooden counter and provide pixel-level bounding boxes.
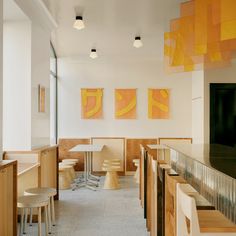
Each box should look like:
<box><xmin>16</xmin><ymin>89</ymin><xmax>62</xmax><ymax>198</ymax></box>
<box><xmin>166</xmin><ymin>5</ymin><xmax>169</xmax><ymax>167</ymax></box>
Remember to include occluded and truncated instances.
<box><xmin>4</xmin><ymin>145</ymin><xmax>58</xmax><ymax>199</ymax></box>
<box><xmin>0</xmin><ymin>160</ymin><xmax>17</xmax><ymax>236</ymax></box>
<box><xmin>18</xmin><ymin>163</ymin><xmax>40</xmax><ymax>176</ymax></box>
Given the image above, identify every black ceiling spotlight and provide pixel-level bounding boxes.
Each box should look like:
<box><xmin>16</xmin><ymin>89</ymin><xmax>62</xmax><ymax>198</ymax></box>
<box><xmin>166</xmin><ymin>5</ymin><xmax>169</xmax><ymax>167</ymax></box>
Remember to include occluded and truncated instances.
<box><xmin>90</xmin><ymin>48</ymin><xmax>98</xmax><ymax>59</ymax></box>
<box><xmin>73</xmin><ymin>15</ymin><xmax>85</xmax><ymax>30</ymax></box>
<box><xmin>133</xmin><ymin>36</ymin><xmax>143</xmax><ymax>48</ymax></box>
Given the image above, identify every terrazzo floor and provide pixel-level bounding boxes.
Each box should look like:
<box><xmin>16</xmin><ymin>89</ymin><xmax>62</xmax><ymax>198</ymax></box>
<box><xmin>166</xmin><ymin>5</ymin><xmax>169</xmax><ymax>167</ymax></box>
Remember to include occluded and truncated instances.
<box><xmin>19</xmin><ymin>176</ymin><xmax>149</xmax><ymax>236</ymax></box>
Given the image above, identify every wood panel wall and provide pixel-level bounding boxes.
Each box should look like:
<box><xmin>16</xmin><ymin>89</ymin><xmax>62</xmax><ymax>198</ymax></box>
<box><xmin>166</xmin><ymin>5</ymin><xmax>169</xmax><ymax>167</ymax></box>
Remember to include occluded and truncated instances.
<box><xmin>58</xmin><ymin>138</ymin><xmax>90</xmax><ymax>171</ymax></box>
<box><xmin>126</xmin><ymin>139</ymin><xmax>158</xmax><ymax>171</ymax></box>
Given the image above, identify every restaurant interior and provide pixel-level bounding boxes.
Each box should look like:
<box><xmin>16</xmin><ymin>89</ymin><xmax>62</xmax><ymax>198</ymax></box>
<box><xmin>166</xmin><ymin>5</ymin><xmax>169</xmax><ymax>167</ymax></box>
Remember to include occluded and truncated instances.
<box><xmin>0</xmin><ymin>0</ymin><xmax>236</xmax><ymax>235</ymax></box>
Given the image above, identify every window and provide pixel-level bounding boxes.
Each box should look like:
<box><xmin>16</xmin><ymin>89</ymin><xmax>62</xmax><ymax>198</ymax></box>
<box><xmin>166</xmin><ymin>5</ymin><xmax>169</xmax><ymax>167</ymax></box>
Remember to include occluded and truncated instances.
<box><xmin>50</xmin><ymin>43</ymin><xmax>57</xmax><ymax>145</ymax></box>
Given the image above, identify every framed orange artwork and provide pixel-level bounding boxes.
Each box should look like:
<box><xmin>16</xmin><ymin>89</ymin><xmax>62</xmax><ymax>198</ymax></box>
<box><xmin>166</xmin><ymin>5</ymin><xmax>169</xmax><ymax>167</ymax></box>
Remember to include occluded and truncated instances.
<box><xmin>115</xmin><ymin>89</ymin><xmax>137</xmax><ymax>119</ymax></box>
<box><xmin>38</xmin><ymin>85</ymin><xmax>46</xmax><ymax>113</ymax></box>
<box><xmin>148</xmin><ymin>89</ymin><xmax>170</xmax><ymax>119</ymax></box>
<box><xmin>81</xmin><ymin>88</ymin><xmax>103</xmax><ymax>119</ymax></box>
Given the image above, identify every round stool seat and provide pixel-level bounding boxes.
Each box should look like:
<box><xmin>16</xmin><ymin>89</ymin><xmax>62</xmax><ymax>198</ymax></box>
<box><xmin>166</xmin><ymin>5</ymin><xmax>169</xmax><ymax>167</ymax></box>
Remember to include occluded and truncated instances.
<box><xmin>62</xmin><ymin>159</ymin><xmax>79</xmax><ymax>163</ymax></box>
<box><xmin>60</xmin><ymin>161</ymin><xmax>76</xmax><ymax>166</ymax></box>
<box><xmin>102</xmin><ymin>165</ymin><xmax>121</xmax><ymax>172</ymax></box>
<box><xmin>133</xmin><ymin>159</ymin><xmax>139</xmax><ymax>165</ymax></box>
<box><xmin>24</xmin><ymin>187</ymin><xmax>57</xmax><ymax>197</ymax></box>
<box><xmin>103</xmin><ymin>159</ymin><xmax>121</xmax><ymax>163</ymax></box>
<box><xmin>18</xmin><ymin>195</ymin><xmax>49</xmax><ymax>208</ymax></box>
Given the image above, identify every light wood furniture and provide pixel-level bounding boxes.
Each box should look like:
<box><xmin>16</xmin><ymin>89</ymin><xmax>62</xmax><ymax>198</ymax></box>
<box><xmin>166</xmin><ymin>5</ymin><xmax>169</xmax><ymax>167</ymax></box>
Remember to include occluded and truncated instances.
<box><xmin>133</xmin><ymin>159</ymin><xmax>140</xmax><ymax>183</ymax></box>
<box><xmin>177</xmin><ymin>183</ymin><xmax>236</xmax><ymax>235</ymax></box>
<box><xmin>62</xmin><ymin>159</ymin><xmax>79</xmax><ymax>164</ymax></box>
<box><xmin>102</xmin><ymin>159</ymin><xmax>121</xmax><ymax>190</ymax></box>
<box><xmin>24</xmin><ymin>187</ymin><xmax>57</xmax><ymax>232</ymax></box>
<box><xmin>59</xmin><ymin>138</ymin><xmax>90</xmax><ymax>171</ymax></box>
<box><xmin>0</xmin><ymin>160</ymin><xmax>17</xmax><ymax>236</ymax></box>
<box><xmin>92</xmin><ymin>138</ymin><xmax>125</xmax><ymax>175</ymax></box>
<box><xmin>59</xmin><ymin>168</ymin><xmax>71</xmax><ymax>190</ymax></box>
<box><xmin>17</xmin><ymin>195</ymin><xmax>49</xmax><ymax>236</ymax></box>
<box><xmin>59</xmin><ymin>166</ymin><xmax>73</xmax><ymax>183</ymax></box>
<box><xmin>59</xmin><ymin>163</ymin><xmax>76</xmax><ymax>179</ymax></box>
<box><xmin>4</xmin><ymin>146</ymin><xmax>58</xmax><ymax>199</ymax></box>
<box><xmin>126</xmin><ymin>139</ymin><xmax>157</xmax><ymax>172</ymax></box>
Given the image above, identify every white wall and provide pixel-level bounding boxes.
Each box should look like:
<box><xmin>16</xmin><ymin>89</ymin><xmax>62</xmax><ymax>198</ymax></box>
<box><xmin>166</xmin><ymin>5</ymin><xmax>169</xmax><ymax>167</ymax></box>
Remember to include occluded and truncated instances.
<box><xmin>192</xmin><ymin>70</ymin><xmax>204</xmax><ymax>144</ymax></box>
<box><xmin>58</xmin><ymin>58</ymin><xmax>192</xmax><ymax>138</ymax></box>
<box><xmin>3</xmin><ymin>20</ymin><xmax>32</xmax><ymax>150</ymax></box>
<box><xmin>31</xmin><ymin>21</ymin><xmax>50</xmax><ymax>148</ymax></box>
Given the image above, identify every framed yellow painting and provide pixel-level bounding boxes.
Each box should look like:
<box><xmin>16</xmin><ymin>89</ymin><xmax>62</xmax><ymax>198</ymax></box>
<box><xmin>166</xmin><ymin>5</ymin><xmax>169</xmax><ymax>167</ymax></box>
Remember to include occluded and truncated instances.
<box><xmin>148</xmin><ymin>89</ymin><xmax>170</xmax><ymax>119</ymax></box>
<box><xmin>115</xmin><ymin>89</ymin><xmax>137</xmax><ymax>119</ymax></box>
<box><xmin>81</xmin><ymin>88</ymin><xmax>103</xmax><ymax>119</ymax></box>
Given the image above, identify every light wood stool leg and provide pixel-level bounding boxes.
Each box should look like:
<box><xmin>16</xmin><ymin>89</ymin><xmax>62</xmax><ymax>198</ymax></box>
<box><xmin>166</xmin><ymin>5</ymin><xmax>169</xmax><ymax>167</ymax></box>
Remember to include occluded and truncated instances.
<box><xmin>48</xmin><ymin>200</ymin><xmax>52</xmax><ymax>234</ymax></box>
<box><xmin>38</xmin><ymin>207</ymin><xmax>42</xmax><ymax>236</ymax></box>
<box><xmin>103</xmin><ymin>171</ymin><xmax>119</xmax><ymax>190</ymax></box>
<box><xmin>51</xmin><ymin>197</ymin><xmax>56</xmax><ymax>226</ymax></box>
<box><xmin>23</xmin><ymin>208</ymin><xmax>28</xmax><ymax>234</ymax></box>
<box><xmin>44</xmin><ymin>206</ymin><xmax>49</xmax><ymax>236</ymax></box>
<box><xmin>29</xmin><ymin>208</ymin><xmax>33</xmax><ymax>226</ymax></box>
<box><xmin>20</xmin><ymin>208</ymin><xmax>24</xmax><ymax>236</ymax></box>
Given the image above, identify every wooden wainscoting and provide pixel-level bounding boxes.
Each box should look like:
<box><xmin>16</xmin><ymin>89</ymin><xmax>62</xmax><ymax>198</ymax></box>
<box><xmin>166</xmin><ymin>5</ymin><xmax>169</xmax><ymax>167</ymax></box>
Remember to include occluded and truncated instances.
<box><xmin>126</xmin><ymin>139</ymin><xmax>158</xmax><ymax>172</ymax></box>
<box><xmin>58</xmin><ymin>139</ymin><xmax>90</xmax><ymax>171</ymax></box>
<box><xmin>91</xmin><ymin>137</ymin><xmax>125</xmax><ymax>175</ymax></box>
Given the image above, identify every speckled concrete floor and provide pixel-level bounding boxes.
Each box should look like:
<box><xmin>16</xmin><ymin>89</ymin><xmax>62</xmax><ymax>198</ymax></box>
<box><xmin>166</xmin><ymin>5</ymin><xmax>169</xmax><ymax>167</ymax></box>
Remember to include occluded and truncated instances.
<box><xmin>19</xmin><ymin>176</ymin><xmax>149</xmax><ymax>236</ymax></box>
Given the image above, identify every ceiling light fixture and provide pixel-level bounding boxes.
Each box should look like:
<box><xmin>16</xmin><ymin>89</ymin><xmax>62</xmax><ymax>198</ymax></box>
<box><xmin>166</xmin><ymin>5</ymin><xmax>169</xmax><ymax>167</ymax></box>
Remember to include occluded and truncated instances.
<box><xmin>133</xmin><ymin>36</ymin><xmax>143</xmax><ymax>48</ymax></box>
<box><xmin>73</xmin><ymin>16</ymin><xmax>85</xmax><ymax>30</ymax></box>
<box><xmin>90</xmin><ymin>49</ymin><xmax>98</xmax><ymax>59</ymax></box>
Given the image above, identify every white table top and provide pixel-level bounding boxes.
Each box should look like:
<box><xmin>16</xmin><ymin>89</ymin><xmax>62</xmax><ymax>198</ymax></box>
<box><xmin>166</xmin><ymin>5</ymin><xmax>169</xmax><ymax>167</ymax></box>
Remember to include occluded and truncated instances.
<box><xmin>147</xmin><ymin>144</ymin><xmax>169</xmax><ymax>150</ymax></box>
<box><xmin>69</xmin><ymin>144</ymin><xmax>104</xmax><ymax>152</ymax></box>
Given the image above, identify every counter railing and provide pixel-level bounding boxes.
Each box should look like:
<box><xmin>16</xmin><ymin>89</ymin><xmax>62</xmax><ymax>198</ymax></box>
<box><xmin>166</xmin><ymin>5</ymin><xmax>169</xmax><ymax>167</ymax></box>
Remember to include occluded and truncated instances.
<box><xmin>169</xmin><ymin>147</ymin><xmax>236</xmax><ymax>224</ymax></box>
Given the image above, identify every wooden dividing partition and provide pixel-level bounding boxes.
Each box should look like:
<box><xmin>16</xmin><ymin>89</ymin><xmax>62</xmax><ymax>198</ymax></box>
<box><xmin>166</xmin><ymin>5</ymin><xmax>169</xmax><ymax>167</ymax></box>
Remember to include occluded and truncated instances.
<box><xmin>140</xmin><ymin>138</ymin><xmax>192</xmax><ymax>235</ymax></box>
<box><xmin>0</xmin><ymin>160</ymin><xmax>17</xmax><ymax>236</ymax></box>
<box><xmin>58</xmin><ymin>138</ymin><xmax>90</xmax><ymax>171</ymax></box>
<box><xmin>165</xmin><ymin>173</ymin><xmax>186</xmax><ymax>236</ymax></box>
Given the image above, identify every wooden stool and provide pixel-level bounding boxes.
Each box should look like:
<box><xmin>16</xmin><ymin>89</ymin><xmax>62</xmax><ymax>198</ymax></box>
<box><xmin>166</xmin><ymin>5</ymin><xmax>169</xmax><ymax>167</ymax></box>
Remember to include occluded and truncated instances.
<box><xmin>59</xmin><ymin>168</ymin><xmax>71</xmax><ymax>190</ymax></box>
<box><xmin>59</xmin><ymin>163</ymin><xmax>76</xmax><ymax>179</ymax></box>
<box><xmin>62</xmin><ymin>159</ymin><xmax>79</xmax><ymax>163</ymax></box>
<box><xmin>177</xmin><ymin>183</ymin><xmax>236</xmax><ymax>235</ymax></box>
<box><xmin>133</xmin><ymin>159</ymin><xmax>140</xmax><ymax>183</ymax></box>
<box><xmin>102</xmin><ymin>161</ymin><xmax>121</xmax><ymax>190</ymax></box>
<box><xmin>17</xmin><ymin>195</ymin><xmax>49</xmax><ymax>236</ymax></box>
<box><xmin>103</xmin><ymin>162</ymin><xmax>121</xmax><ymax>180</ymax></box>
<box><xmin>24</xmin><ymin>187</ymin><xmax>57</xmax><ymax>232</ymax></box>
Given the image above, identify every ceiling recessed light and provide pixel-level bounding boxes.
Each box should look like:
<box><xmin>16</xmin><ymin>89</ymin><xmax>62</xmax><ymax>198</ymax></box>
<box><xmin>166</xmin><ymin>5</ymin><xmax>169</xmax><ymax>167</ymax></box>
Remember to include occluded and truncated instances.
<box><xmin>133</xmin><ymin>36</ymin><xmax>143</xmax><ymax>48</ymax></box>
<box><xmin>90</xmin><ymin>49</ymin><xmax>98</xmax><ymax>59</ymax></box>
<box><xmin>73</xmin><ymin>16</ymin><xmax>85</xmax><ymax>30</ymax></box>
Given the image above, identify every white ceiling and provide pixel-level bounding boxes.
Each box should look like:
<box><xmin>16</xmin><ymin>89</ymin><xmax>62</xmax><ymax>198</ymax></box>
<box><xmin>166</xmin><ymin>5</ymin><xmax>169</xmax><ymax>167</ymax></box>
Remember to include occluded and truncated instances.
<box><xmin>44</xmin><ymin>0</ymin><xmax>183</xmax><ymax>60</ymax></box>
<box><xmin>3</xmin><ymin>0</ymin><xmax>28</xmax><ymax>21</ymax></box>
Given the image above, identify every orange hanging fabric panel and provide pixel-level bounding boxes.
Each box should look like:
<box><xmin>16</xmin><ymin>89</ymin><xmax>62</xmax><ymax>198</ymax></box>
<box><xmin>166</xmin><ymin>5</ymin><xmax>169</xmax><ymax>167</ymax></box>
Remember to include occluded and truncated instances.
<box><xmin>221</xmin><ymin>0</ymin><xmax>236</xmax><ymax>41</ymax></box>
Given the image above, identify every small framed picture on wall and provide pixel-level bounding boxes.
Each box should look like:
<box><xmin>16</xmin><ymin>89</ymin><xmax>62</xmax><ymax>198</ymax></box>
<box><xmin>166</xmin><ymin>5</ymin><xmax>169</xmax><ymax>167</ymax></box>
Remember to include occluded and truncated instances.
<box><xmin>38</xmin><ymin>84</ymin><xmax>46</xmax><ymax>113</ymax></box>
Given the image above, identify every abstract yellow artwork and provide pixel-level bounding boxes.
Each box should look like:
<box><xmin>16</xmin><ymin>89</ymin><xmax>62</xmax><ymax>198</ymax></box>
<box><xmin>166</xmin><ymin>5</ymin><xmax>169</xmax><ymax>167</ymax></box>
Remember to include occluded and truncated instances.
<box><xmin>81</xmin><ymin>88</ymin><xmax>103</xmax><ymax>119</ymax></box>
<box><xmin>148</xmin><ymin>89</ymin><xmax>170</xmax><ymax>119</ymax></box>
<box><xmin>164</xmin><ymin>0</ymin><xmax>236</xmax><ymax>72</ymax></box>
<box><xmin>115</xmin><ymin>89</ymin><xmax>136</xmax><ymax>119</ymax></box>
